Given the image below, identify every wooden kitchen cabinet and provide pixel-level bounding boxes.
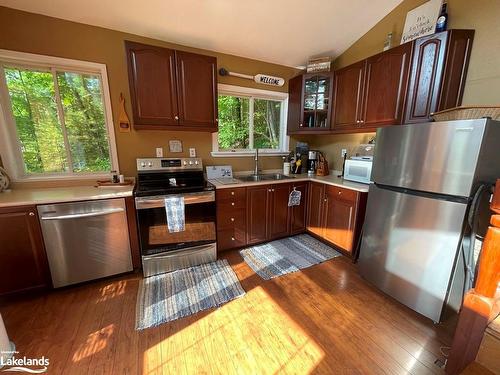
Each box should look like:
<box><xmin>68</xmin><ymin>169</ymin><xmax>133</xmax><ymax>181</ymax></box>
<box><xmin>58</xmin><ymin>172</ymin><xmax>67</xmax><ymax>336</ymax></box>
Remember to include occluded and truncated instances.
<box><xmin>322</xmin><ymin>186</ymin><xmax>357</xmax><ymax>252</ymax></box>
<box><xmin>361</xmin><ymin>42</ymin><xmax>413</xmax><ymax>128</ymax></box>
<box><xmin>246</xmin><ymin>185</ymin><xmax>271</xmax><ymax>245</ymax></box>
<box><xmin>332</xmin><ymin>60</ymin><xmax>365</xmax><ymax>130</ymax></box>
<box><xmin>290</xmin><ymin>181</ymin><xmax>308</xmax><ymax>235</ymax></box>
<box><xmin>0</xmin><ymin>205</ymin><xmax>50</xmax><ymax>297</ymax></box>
<box><xmin>125</xmin><ymin>41</ymin><xmax>178</xmax><ymax>127</ymax></box>
<box><xmin>216</xmin><ymin>187</ymin><xmax>247</xmax><ymax>252</ymax></box>
<box><xmin>287</xmin><ymin>72</ymin><xmax>334</xmax><ymax>134</ymax></box>
<box><xmin>307</xmin><ymin>183</ymin><xmax>367</xmax><ymax>256</ymax></box>
<box><xmin>125</xmin><ymin>41</ymin><xmax>218</xmax><ymax>131</ymax></box>
<box><xmin>175</xmin><ymin>51</ymin><xmax>218</xmax><ymax>129</ymax></box>
<box><xmin>405</xmin><ymin>30</ymin><xmax>474</xmax><ymax>123</ymax></box>
<box><xmin>306</xmin><ymin>182</ymin><xmax>325</xmax><ymax>237</ymax></box>
<box><xmin>269</xmin><ymin>183</ymin><xmax>292</xmax><ymax>239</ymax></box>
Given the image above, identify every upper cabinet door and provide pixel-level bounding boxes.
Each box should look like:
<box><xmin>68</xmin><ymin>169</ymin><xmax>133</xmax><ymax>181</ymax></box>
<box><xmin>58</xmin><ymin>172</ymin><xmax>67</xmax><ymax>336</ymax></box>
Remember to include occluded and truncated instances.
<box><xmin>286</xmin><ymin>74</ymin><xmax>304</xmax><ymax>134</ymax></box>
<box><xmin>362</xmin><ymin>42</ymin><xmax>413</xmax><ymax>127</ymax></box>
<box><xmin>332</xmin><ymin>61</ymin><xmax>366</xmax><ymax>129</ymax></box>
<box><xmin>437</xmin><ymin>29</ymin><xmax>475</xmax><ymax>111</ymax></box>
<box><xmin>175</xmin><ymin>51</ymin><xmax>218</xmax><ymax>130</ymax></box>
<box><xmin>125</xmin><ymin>41</ymin><xmax>178</xmax><ymax>126</ymax></box>
<box><xmin>404</xmin><ymin>32</ymin><xmax>448</xmax><ymax>124</ymax></box>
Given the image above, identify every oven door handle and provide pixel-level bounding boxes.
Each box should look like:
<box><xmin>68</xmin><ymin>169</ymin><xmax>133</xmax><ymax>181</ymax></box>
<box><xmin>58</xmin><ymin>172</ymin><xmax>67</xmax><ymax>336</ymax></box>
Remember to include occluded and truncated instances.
<box><xmin>142</xmin><ymin>243</ymin><xmax>216</xmax><ymax>261</ymax></box>
<box><xmin>135</xmin><ymin>191</ymin><xmax>215</xmax><ymax>210</ymax></box>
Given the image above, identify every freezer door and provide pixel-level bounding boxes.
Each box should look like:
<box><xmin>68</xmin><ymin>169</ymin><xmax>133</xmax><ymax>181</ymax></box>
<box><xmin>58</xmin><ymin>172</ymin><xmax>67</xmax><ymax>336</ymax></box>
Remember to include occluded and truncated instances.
<box><xmin>358</xmin><ymin>184</ymin><xmax>467</xmax><ymax>322</ymax></box>
<box><xmin>371</xmin><ymin>119</ymin><xmax>486</xmax><ymax>197</ymax></box>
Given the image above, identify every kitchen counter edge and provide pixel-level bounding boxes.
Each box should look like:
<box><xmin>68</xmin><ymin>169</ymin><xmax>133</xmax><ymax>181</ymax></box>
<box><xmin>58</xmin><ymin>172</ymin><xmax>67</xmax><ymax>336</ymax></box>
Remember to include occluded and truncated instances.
<box><xmin>210</xmin><ymin>174</ymin><xmax>370</xmax><ymax>193</ymax></box>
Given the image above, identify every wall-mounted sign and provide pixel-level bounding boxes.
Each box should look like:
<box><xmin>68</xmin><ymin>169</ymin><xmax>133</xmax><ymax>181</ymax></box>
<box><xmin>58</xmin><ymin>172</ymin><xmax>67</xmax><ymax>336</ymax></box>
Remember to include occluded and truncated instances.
<box><xmin>218</xmin><ymin>68</ymin><xmax>285</xmax><ymax>87</ymax></box>
<box><xmin>401</xmin><ymin>0</ymin><xmax>442</xmax><ymax>44</ymax></box>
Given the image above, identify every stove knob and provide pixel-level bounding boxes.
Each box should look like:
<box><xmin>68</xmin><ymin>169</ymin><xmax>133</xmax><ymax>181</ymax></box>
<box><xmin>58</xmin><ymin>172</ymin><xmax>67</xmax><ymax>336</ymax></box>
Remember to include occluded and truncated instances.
<box><xmin>148</xmin><ymin>162</ymin><xmax>153</xmax><ymax>167</ymax></box>
<box><xmin>195</xmin><ymin>160</ymin><xmax>199</xmax><ymax>165</ymax></box>
<box><xmin>189</xmin><ymin>161</ymin><xmax>193</xmax><ymax>165</ymax></box>
<box><xmin>141</xmin><ymin>162</ymin><xmax>146</xmax><ymax>168</ymax></box>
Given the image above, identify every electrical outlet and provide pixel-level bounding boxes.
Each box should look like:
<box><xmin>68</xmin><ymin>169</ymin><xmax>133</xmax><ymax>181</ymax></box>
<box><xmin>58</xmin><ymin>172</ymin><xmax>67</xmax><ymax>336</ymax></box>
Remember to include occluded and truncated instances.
<box><xmin>341</xmin><ymin>149</ymin><xmax>347</xmax><ymax>157</ymax></box>
<box><xmin>156</xmin><ymin>147</ymin><xmax>163</xmax><ymax>158</ymax></box>
<box><xmin>189</xmin><ymin>148</ymin><xmax>196</xmax><ymax>157</ymax></box>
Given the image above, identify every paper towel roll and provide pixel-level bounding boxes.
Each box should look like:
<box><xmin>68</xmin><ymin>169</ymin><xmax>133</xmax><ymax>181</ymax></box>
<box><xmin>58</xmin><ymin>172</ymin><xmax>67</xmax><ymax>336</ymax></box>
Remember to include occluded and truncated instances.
<box><xmin>0</xmin><ymin>313</ymin><xmax>14</xmax><ymax>367</ymax></box>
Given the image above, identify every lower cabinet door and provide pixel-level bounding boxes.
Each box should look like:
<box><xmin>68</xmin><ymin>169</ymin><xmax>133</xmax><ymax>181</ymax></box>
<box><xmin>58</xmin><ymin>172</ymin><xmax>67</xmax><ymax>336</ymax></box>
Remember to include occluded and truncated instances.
<box><xmin>307</xmin><ymin>182</ymin><xmax>325</xmax><ymax>237</ymax></box>
<box><xmin>246</xmin><ymin>186</ymin><xmax>270</xmax><ymax>245</ymax></box>
<box><xmin>291</xmin><ymin>182</ymin><xmax>308</xmax><ymax>235</ymax></box>
<box><xmin>269</xmin><ymin>183</ymin><xmax>292</xmax><ymax>240</ymax></box>
<box><xmin>0</xmin><ymin>206</ymin><xmax>50</xmax><ymax>296</ymax></box>
<box><xmin>323</xmin><ymin>187</ymin><xmax>357</xmax><ymax>253</ymax></box>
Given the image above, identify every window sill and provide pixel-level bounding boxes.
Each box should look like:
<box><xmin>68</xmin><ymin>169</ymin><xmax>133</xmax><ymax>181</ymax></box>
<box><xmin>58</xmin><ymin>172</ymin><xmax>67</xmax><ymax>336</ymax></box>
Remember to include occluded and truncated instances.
<box><xmin>211</xmin><ymin>151</ymin><xmax>290</xmax><ymax>158</ymax></box>
<box><xmin>11</xmin><ymin>173</ymin><xmax>113</xmax><ymax>184</ymax></box>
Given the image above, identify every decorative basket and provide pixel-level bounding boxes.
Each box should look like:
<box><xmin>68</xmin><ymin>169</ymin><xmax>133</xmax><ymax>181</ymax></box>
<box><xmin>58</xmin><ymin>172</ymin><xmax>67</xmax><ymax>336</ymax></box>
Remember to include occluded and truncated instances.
<box><xmin>432</xmin><ymin>106</ymin><xmax>500</xmax><ymax>122</ymax></box>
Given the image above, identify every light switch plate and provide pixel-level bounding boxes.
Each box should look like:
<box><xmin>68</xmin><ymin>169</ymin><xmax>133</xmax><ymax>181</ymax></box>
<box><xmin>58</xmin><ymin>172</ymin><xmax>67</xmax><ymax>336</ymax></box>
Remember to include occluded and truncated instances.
<box><xmin>189</xmin><ymin>148</ymin><xmax>196</xmax><ymax>157</ymax></box>
<box><xmin>341</xmin><ymin>149</ymin><xmax>347</xmax><ymax>157</ymax></box>
<box><xmin>156</xmin><ymin>147</ymin><xmax>163</xmax><ymax>157</ymax></box>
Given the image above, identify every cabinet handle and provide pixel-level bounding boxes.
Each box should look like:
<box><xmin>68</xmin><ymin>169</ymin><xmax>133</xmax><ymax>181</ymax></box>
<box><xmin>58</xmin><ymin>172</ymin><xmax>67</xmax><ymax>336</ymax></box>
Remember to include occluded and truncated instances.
<box><xmin>29</xmin><ymin>212</ymin><xmax>35</xmax><ymax>216</ymax></box>
<box><xmin>231</xmin><ymin>237</ymin><xmax>235</xmax><ymax>241</ymax></box>
<box><xmin>360</xmin><ymin>120</ymin><xmax>364</xmax><ymax>123</ymax></box>
<box><xmin>356</xmin><ymin>120</ymin><xmax>360</xmax><ymax>124</ymax></box>
<box><xmin>231</xmin><ymin>202</ymin><xmax>235</xmax><ymax>206</ymax></box>
<box><xmin>324</xmin><ymin>198</ymin><xmax>327</xmax><ymax>202</ymax></box>
<box><xmin>231</xmin><ymin>217</ymin><xmax>235</xmax><ymax>222</ymax></box>
<box><xmin>231</xmin><ymin>191</ymin><xmax>235</xmax><ymax>195</ymax></box>
<box><xmin>174</xmin><ymin>115</ymin><xmax>179</xmax><ymax>120</ymax></box>
<box><xmin>271</xmin><ymin>189</ymin><xmax>275</xmax><ymax>192</ymax></box>
<box><xmin>268</xmin><ymin>189</ymin><xmax>272</xmax><ymax>192</ymax></box>
<box><xmin>299</xmin><ymin>123</ymin><xmax>303</xmax><ymax>127</ymax></box>
<box><xmin>215</xmin><ymin>118</ymin><xmax>219</xmax><ymax>123</ymax></box>
<box><xmin>338</xmin><ymin>191</ymin><xmax>342</xmax><ymax>195</ymax></box>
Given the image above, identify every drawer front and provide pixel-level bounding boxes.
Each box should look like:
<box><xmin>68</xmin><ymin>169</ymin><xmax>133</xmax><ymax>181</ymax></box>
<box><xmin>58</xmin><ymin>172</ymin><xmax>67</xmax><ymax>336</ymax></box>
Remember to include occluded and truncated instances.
<box><xmin>326</xmin><ymin>185</ymin><xmax>358</xmax><ymax>203</ymax></box>
<box><xmin>217</xmin><ymin>208</ymin><xmax>246</xmax><ymax>230</ymax></box>
<box><xmin>217</xmin><ymin>228</ymin><xmax>246</xmax><ymax>251</ymax></box>
<box><xmin>217</xmin><ymin>199</ymin><xmax>246</xmax><ymax>210</ymax></box>
<box><xmin>216</xmin><ymin>188</ymin><xmax>246</xmax><ymax>202</ymax></box>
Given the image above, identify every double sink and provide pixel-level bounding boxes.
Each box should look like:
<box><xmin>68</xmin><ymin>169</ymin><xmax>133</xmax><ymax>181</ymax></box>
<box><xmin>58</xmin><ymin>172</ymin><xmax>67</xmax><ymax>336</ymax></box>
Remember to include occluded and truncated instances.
<box><xmin>237</xmin><ymin>173</ymin><xmax>295</xmax><ymax>182</ymax></box>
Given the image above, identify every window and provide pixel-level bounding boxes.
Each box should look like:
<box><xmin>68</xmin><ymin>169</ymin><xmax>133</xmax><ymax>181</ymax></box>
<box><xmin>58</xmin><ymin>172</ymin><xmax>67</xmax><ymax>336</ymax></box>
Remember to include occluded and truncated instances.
<box><xmin>0</xmin><ymin>50</ymin><xmax>118</xmax><ymax>180</ymax></box>
<box><xmin>212</xmin><ymin>84</ymin><xmax>288</xmax><ymax>156</ymax></box>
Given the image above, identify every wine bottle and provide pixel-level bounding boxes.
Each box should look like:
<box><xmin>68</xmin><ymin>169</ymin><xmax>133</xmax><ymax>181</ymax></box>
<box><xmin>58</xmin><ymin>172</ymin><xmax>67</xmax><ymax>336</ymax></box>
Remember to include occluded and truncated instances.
<box><xmin>436</xmin><ymin>2</ymin><xmax>448</xmax><ymax>33</ymax></box>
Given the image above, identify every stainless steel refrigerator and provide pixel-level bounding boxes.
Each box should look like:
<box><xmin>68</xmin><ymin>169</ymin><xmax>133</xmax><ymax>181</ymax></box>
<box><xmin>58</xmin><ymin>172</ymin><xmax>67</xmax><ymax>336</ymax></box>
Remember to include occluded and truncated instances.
<box><xmin>358</xmin><ymin>118</ymin><xmax>500</xmax><ymax>323</ymax></box>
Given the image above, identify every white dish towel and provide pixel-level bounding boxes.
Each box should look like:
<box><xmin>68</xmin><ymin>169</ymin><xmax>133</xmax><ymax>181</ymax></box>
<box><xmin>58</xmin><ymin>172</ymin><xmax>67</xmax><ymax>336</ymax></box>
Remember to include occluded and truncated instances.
<box><xmin>164</xmin><ymin>196</ymin><xmax>185</xmax><ymax>232</ymax></box>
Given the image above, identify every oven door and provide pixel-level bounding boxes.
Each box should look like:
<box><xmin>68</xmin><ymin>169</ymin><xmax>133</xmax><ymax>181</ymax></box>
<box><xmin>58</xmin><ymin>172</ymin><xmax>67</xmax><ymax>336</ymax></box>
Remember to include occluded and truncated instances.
<box><xmin>135</xmin><ymin>191</ymin><xmax>216</xmax><ymax>256</ymax></box>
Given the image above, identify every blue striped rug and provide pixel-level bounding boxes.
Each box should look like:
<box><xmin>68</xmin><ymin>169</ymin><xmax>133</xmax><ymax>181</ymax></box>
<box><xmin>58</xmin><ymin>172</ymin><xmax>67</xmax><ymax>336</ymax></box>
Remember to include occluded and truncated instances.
<box><xmin>240</xmin><ymin>234</ymin><xmax>342</xmax><ymax>280</ymax></box>
<box><xmin>136</xmin><ymin>259</ymin><xmax>245</xmax><ymax>330</ymax></box>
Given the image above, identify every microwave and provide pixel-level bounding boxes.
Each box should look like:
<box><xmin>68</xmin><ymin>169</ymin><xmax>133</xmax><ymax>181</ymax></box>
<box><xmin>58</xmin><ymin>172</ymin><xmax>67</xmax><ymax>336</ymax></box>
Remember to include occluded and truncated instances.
<box><xmin>343</xmin><ymin>158</ymin><xmax>373</xmax><ymax>184</ymax></box>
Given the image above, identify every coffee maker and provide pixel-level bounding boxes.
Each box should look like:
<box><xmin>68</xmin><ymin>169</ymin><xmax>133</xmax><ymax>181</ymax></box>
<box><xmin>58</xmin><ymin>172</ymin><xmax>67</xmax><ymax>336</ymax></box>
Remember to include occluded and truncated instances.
<box><xmin>307</xmin><ymin>150</ymin><xmax>318</xmax><ymax>175</ymax></box>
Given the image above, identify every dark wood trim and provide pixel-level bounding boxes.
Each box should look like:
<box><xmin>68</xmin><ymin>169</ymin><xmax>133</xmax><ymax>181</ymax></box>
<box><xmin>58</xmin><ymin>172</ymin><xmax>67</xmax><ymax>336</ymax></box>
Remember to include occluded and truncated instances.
<box><xmin>133</xmin><ymin>124</ymin><xmax>218</xmax><ymax>132</ymax></box>
<box><xmin>125</xmin><ymin>196</ymin><xmax>141</xmax><ymax>270</ymax></box>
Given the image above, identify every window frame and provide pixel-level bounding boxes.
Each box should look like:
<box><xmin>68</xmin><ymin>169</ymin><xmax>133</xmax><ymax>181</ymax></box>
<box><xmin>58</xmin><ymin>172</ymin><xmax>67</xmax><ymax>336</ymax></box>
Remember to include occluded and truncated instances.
<box><xmin>212</xmin><ymin>84</ymin><xmax>289</xmax><ymax>157</ymax></box>
<box><xmin>0</xmin><ymin>49</ymin><xmax>119</xmax><ymax>182</ymax></box>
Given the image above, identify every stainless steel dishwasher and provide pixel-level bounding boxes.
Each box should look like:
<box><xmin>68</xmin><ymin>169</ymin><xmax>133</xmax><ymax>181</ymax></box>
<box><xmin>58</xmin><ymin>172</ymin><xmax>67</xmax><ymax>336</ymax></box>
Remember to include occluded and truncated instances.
<box><xmin>37</xmin><ymin>198</ymin><xmax>133</xmax><ymax>288</ymax></box>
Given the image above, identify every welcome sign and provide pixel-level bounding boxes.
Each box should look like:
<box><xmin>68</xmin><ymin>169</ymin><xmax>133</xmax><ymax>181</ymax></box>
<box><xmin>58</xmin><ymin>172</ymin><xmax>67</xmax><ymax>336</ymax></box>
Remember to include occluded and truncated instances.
<box><xmin>401</xmin><ymin>0</ymin><xmax>442</xmax><ymax>44</ymax></box>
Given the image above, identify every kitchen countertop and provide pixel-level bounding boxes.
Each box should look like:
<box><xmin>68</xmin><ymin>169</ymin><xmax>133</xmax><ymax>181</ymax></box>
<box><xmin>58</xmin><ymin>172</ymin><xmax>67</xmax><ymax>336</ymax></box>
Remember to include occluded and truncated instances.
<box><xmin>0</xmin><ymin>185</ymin><xmax>135</xmax><ymax>208</ymax></box>
<box><xmin>209</xmin><ymin>173</ymin><xmax>370</xmax><ymax>193</ymax></box>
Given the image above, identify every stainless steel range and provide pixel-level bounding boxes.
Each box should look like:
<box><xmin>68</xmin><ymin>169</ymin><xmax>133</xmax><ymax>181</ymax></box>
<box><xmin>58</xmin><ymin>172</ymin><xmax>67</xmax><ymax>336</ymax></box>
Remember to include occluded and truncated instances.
<box><xmin>135</xmin><ymin>157</ymin><xmax>216</xmax><ymax>277</ymax></box>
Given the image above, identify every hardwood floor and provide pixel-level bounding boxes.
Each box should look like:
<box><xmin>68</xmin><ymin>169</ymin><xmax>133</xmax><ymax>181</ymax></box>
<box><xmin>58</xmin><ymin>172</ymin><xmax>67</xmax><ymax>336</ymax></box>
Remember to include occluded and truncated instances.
<box><xmin>0</xmin><ymin>252</ymin><xmax>454</xmax><ymax>374</ymax></box>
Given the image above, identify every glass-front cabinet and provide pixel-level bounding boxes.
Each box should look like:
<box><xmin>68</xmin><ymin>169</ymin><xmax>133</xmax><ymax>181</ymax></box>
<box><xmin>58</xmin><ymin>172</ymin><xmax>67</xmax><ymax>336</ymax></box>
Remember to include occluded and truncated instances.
<box><xmin>287</xmin><ymin>71</ymin><xmax>334</xmax><ymax>134</ymax></box>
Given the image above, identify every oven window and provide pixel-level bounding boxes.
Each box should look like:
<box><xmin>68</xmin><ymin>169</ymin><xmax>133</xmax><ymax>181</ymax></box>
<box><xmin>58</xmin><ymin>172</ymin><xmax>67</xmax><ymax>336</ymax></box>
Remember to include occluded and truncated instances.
<box><xmin>137</xmin><ymin>201</ymin><xmax>216</xmax><ymax>255</ymax></box>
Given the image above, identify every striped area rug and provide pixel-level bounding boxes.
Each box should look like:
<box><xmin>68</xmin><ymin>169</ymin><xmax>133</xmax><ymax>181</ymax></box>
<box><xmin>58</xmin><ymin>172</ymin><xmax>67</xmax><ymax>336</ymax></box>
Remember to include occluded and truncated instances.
<box><xmin>240</xmin><ymin>234</ymin><xmax>341</xmax><ymax>280</ymax></box>
<box><xmin>136</xmin><ymin>259</ymin><xmax>245</xmax><ymax>330</ymax></box>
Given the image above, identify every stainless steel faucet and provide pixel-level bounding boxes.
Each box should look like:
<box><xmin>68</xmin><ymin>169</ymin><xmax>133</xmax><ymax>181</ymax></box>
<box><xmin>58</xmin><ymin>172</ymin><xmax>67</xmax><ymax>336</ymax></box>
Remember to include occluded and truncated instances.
<box><xmin>254</xmin><ymin>148</ymin><xmax>259</xmax><ymax>176</ymax></box>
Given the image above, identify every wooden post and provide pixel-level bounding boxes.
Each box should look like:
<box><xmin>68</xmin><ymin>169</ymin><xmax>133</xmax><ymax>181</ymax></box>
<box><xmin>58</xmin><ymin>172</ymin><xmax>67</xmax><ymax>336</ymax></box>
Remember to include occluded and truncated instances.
<box><xmin>446</xmin><ymin>180</ymin><xmax>500</xmax><ymax>374</ymax></box>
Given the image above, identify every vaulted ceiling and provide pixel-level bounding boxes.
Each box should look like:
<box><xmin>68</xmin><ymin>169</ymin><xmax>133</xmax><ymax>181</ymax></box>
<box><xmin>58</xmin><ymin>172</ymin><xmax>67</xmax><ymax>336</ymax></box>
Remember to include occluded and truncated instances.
<box><xmin>0</xmin><ymin>0</ymin><xmax>403</xmax><ymax>67</ymax></box>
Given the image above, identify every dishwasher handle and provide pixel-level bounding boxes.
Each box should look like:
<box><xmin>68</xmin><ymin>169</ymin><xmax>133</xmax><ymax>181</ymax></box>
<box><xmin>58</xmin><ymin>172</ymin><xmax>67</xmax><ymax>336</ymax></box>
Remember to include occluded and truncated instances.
<box><xmin>40</xmin><ymin>207</ymin><xmax>125</xmax><ymax>220</ymax></box>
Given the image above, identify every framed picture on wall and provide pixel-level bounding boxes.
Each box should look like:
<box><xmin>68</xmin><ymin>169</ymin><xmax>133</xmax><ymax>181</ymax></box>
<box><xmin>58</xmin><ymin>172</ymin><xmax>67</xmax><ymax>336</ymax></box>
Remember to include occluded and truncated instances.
<box><xmin>401</xmin><ymin>0</ymin><xmax>442</xmax><ymax>44</ymax></box>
